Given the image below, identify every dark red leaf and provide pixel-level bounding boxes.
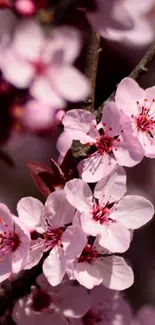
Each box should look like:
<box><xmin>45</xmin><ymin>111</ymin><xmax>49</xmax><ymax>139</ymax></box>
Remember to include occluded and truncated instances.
<box><xmin>60</xmin><ymin>149</ymin><xmax>79</xmax><ymax>181</ymax></box>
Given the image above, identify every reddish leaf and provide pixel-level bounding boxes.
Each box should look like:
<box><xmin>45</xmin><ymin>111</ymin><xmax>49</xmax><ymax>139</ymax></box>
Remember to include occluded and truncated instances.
<box><xmin>27</xmin><ymin>162</ymin><xmax>56</xmax><ymax>198</ymax></box>
<box><xmin>60</xmin><ymin>149</ymin><xmax>79</xmax><ymax>181</ymax></box>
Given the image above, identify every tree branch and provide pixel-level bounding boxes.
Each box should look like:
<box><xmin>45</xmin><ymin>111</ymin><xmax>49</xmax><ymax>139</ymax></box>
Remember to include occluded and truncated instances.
<box><xmin>82</xmin><ymin>27</ymin><xmax>101</xmax><ymax>112</ymax></box>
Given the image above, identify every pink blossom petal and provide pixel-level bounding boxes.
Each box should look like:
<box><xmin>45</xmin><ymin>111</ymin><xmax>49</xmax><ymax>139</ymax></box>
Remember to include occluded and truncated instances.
<box><xmin>115</xmin><ymin>78</ymin><xmax>144</xmax><ymax>116</ymax></box>
<box><xmin>136</xmin><ymin>306</ymin><xmax>155</xmax><ymax>325</ymax></box>
<box><xmin>1</xmin><ymin>52</ymin><xmax>34</xmax><ymax>88</ymax></box>
<box><xmin>43</xmin><ymin>246</ymin><xmax>66</xmax><ymax>286</ymax></box>
<box><xmin>79</xmin><ymin>212</ymin><xmax>103</xmax><ymax>237</ymax></box>
<box><xmin>98</xmin><ymin>221</ymin><xmax>131</xmax><ymax>253</ymax></box>
<box><xmin>94</xmin><ymin>165</ymin><xmax>127</xmax><ymax>204</ymax></box>
<box><xmin>17</xmin><ymin>197</ymin><xmax>44</xmax><ymax>232</ymax></box>
<box><xmin>62</xmin><ymin>109</ymin><xmax>98</xmax><ymax>144</ymax></box>
<box><xmin>30</xmin><ymin>76</ymin><xmax>65</xmax><ymax>107</ymax></box>
<box><xmin>12</xmin><ymin>216</ymin><xmax>30</xmax><ymax>273</ymax></box>
<box><xmin>138</xmin><ymin>132</ymin><xmax>155</xmax><ymax>158</ymax></box>
<box><xmin>23</xmin><ymin>100</ymin><xmax>56</xmax><ymax>131</ymax></box>
<box><xmin>24</xmin><ymin>239</ymin><xmax>44</xmax><ymax>270</ymax></box>
<box><xmin>74</xmin><ymin>262</ymin><xmax>103</xmax><ymax>289</ymax></box>
<box><xmin>96</xmin><ymin>255</ymin><xmax>134</xmax><ymax>290</ymax></box>
<box><xmin>0</xmin><ymin>203</ymin><xmax>13</xmax><ymax>231</ymax></box>
<box><xmin>62</xmin><ymin>225</ymin><xmax>87</xmax><ymax>259</ymax></box>
<box><xmin>51</xmin><ymin>66</ymin><xmax>90</xmax><ymax>102</ymax></box>
<box><xmin>44</xmin><ymin>190</ymin><xmax>75</xmax><ymax>228</ymax></box>
<box><xmin>56</xmin><ymin>131</ymin><xmax>73</xmax><ymax>157</ymax></box>
<box><xmin>111</xmin><ymin>195</ymin><xmax>154</xmax><ymax>229</ymax></box>
<box><xmin>64</xmin><ymin>178</ymin><xmax>93</xmax><ymax>212</ymax></box>
<box><xmin>50</xmin><ymin>26</ymin><xmax>82</xmax><ymax>64</ymax></box>
<box><xmin>0</xmin><ymin>253</ymin><xmax>11</xmax><ymax>282</ymax></box>
<box><xmin>101</xmin><ymin>101</ymin><xmax>121</xmax><ymax>137</ymax></box>
<box><xmin>12</xmin><ymin>19</ymin><xmax>44</xmax><ymax>60</ymax></box>
<box><xmin>56</xmin><ymin>284</ymin><xmax>91</xmax><ymax>318</ymax></box>
<box><xmin>80</xmin><ymin>153</ymin><xmax>117</xmax><ymax>183</ymax></box>
<box><xmin>113</xmin><ymin>133</ymin><xmax>144</xmax><ymax>167</ymax></box>
<box><xmin>145</xmin><ymin>86</ymin><xmax>155</xmax><ymax>104</ymax></box>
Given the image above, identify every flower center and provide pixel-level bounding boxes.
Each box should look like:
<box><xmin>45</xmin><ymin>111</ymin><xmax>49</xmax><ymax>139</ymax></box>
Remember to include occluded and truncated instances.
<box><xmin>44</xmin><ymin>224</ymin><xmax>64</xmax><ymax>251</ymax></box>
<box><xmin>82</xmin><ymin>310</ymin><xmax>102</xmax><ymax>325</ymax></box>
<box><xmin>0</xmin><ymin>231</ymin><xmax>20</xmax><ymax>260</ymax></box>
<box><xmin>32</xmin><ymin>289</ymin><xmax>51</xmax><ymax>312</ymax></box>
<box><xmin>78</xmin><ymin>244</ymin><xmax>98</xmax><ymax>264</ymax></box>
<box><xmin>31</xmin><ymin>60</ymin><xmax>47</xmax><ymax>76</ymax></box>
<box><xmin>92</xmin><ymin>203</ymin><xmax>110</xmax><ymax>224</ymax></box>
<box><xmin>134</xmin><ymin>99</ymin><xmax>155</xmax><ymax>135</ymax></box>
<box><xmin>95</xmin><ymin>135</ymin><xmax>114</xmax><ymax>154</ymax></box>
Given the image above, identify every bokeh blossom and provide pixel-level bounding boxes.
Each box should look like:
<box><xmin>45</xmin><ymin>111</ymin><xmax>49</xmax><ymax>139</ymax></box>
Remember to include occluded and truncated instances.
<box><xmin>0</xmin><ymin>19</ymin><xmax>90</xmax><ymax>106</ymax></box>
<box><xmin>65</xmin><ymin>166</ymin><xmax>154</xmax><ymax>253</ymax></box>
<box><xmin>70</xmin><ymin>285</ymin><xmax>133</xmax><ymax>325</ymax></box>
<box><xmin>12</xmin><ymin>273</ymin><xmax>91</xmax><ymax>325</ymax></box>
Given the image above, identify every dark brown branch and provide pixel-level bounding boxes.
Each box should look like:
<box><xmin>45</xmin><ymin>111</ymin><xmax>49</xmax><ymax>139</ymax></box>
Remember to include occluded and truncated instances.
<box><xmin>82</xmin><ymin>27</ymin><xmax>101</xmax><ymax>113</ymax></box>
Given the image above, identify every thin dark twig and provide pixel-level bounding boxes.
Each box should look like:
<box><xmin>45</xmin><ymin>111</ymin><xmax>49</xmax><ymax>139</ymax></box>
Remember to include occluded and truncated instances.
<box><xmin>82</xmin><ymin>27</ymin><xmax>101</xmax><ymax>112</ymax></box>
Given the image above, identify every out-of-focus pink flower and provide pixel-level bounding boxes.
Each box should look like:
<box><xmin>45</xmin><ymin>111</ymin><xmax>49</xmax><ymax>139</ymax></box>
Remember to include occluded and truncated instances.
<box><xmin>70</xmin><ymin>285</ymin><xmax>133</xmax><ymax>325</ymax></box>
<box><xmin>17</xmin><ymin>190</ymin><xmax>87</xmax><ymax>286</ymax></box>
<box><xmin>0</xmin><ymin>203</ymin><xmax>30</xmax><ymax>282</ymax></box>
<box><xmin>12</xmin><ymin>273</ymin><xmax>91</xmax><ymax>325</ymax></box>
<box><xmin>58</xmin><ymin>104</ymin><xmax>144</xmax><ymax>182</ymax></box>
<box><xmin>21</xmin><ymin>99</ymin><xmax>65</xmax><ymax>132</ymax></box>
<box><xmin>64</xmin><ymin>166</ymin><xmax>154</xmax><ymax>253</ymax></box>
<box><xmin>87</xmin><ymin>0</ymin><xmax>155</xmax><ymax>47</ymax></box>
<box><xmin>15</xmin><ymin>0</ymin><xmax>36</xmax><ymax>15</ymax></box>
<box><xmin>131</xmin><ymin>306</ymin><xmax>155</xmax><ymax>325</ymax></box>
<box><xmin>0</xmin><ymin>9</ymin><xmax>17</xmax><ymax>55</ymax></box>
<box><xmin>66</xmin><ymin>238</ymin><xmax>134</xmax><ymax>290</ymax></box>
<box><xmin>0</xmin><ymin>19</ymin><xmax>90</xmax><ymax>106</ymax></box>
<box><xmin>115</xmin><ymin>77</ymin><xmax>155</xmax><ymax>158</ymax></box>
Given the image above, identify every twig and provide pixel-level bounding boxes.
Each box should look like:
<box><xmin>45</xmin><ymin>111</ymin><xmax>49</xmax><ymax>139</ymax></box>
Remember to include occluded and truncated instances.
<box><xmin>82</xmin><ymin>27</ymin><xmax>101</xmax><ymax>112</ymax></box>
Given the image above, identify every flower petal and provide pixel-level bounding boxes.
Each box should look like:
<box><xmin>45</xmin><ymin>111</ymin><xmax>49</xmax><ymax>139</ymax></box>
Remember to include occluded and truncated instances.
<box><xmin>24</xmin><ymin>239</ymin><xmax>44</xmax><ymax>270</ymax></box>
<box><xmin>62</xmin><ymin>225</ymin><xmax>87</xmax><ymax>259</ymax></box>
<box><xmin>115</xmin><ymin>78</ymin><xmax>144</xmax><ymax>116</ymax></box>
<box><xmin>64</xmin><ymin>178</ymin><xmax>93</xmax><ymax>212</ymax></box>
<box><xmin>44</xmin><ymin>190</ymin><xmax>75</xmax><ymax>228</ymax></box>
<box><xmin>111</xmin><ymin>195</ymin><xmax>154</xmax><ymax>229</ymax></box>
<box><xmin>101</xmin><ymin>101</ymin><xmax>121</xmax><ymax>137</ymax></box>
<box><xmin>17</xmin><ymin>197</ymin><xmax>44</xmax><ymax>232</ymax></box>
<box><xmin>43</xmin><ymin>246</ymin><xmax>66</xmax><ymax>286</ymax></box>
<box><xmin>52</xmin><ymin>66</ymin><xmax>90</xmax><ymax>102</ymax></box>
<box><xmin>94</xmin><ymin>165</ymin><xmax>127</xmax><ymax>204</ymax></box>
<box><xmin>74</xmin><ymin>262</ymin><xmax>103</xmax><ymax>289</ymax></box>
<box><xmin>96</xmin><ymin>255</ymin><xmax>134</xmax><ymax>290</ymax></box>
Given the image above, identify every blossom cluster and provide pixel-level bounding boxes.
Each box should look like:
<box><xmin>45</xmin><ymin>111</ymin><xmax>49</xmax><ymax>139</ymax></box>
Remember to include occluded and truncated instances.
<box><xmin>0</xmin><ymin>1</ymin><xmax>155</xmax><ymax>324</ymax></box>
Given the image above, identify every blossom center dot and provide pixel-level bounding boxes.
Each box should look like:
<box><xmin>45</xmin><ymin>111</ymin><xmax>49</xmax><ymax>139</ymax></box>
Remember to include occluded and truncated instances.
<box><xmin>95</xmin><ymin>135</ymin><xmax>113</xmax><ymax>154</ymax></box>
<box><xmin>78</xmin><ymin>244</ymin><xmax>98</xmax><ymax>264</ymax></box>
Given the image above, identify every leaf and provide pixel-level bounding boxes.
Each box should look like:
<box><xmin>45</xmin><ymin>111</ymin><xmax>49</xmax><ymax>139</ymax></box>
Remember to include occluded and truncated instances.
<box><xmin>60</xmin><ymin>149</ymin><xmax>79</xmax><ymax>180</ymax></box>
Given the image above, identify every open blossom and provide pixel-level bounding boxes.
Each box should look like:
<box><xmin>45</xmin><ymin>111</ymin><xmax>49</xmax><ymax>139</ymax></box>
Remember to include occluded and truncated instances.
<box><xmin>87</xmin><ymin>0</ymin><xmax>155</xmax><ymax>47</ymax></box>
<box><xmin>115</xmin><ymin>77</ymin><xmax>155</xmax><ymax>158</ymax></box>
<box><xmin>70</xmin><ymin>285</ymin><xmax>132</xmax><ymax>325</ymax></box>
<box><xmin>58</xmin><ymin>103</ymin><xmax>144</xmax><ymax>182</ymax></box>
<box><xmin>0</xmin><ymin>203</ymin><xmax>30</xmax><ymax>282</ymax></box>
<box><xmin>64</xmin><ymin>166</ymin><xmax>154</xmax><ymax>253</ymax></box>
<box><xmin>12</xmin><ymin>273</ymin><xmax>91</xmax><ymax>325</ymax></box>
<box><xmin>17</xmin><ymin>190</ymin><xmax>87</xmax><ymax>286</ymax></box>
<box><xmin>66</xmin><ymin>238</ymin><xmax>134</xmax><ymax>290</ymax></box>
<box><xmin>0</xmin><ymin>19</ymin><xmax>90</xmax><ymax>106</ymax></box>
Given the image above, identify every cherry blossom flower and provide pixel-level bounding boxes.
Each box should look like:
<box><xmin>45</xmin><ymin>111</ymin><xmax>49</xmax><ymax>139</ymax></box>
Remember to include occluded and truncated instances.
<box><xmin>66</xmin><ymin>238</ymin><xmax>134</xmax><ymax>290</ymax></box>
<box><xmin>58</xmin><ymin>103</ymin><xmax>144</xmax><ymax>182</ymax></box>
<box><xmin>0</xmin><ymin>203</ymin><xmax>30</xmax><ymax>282</ymax></box>
<box><xmin>131</xmin><ymin>306</ymin><xmax>155</xmax><ymax>325</ymax></box>
<box><xmin>115</xmin><ymin>77</ymin><xmax>155</xmax><ymax>158</ymax></box>
<box><xmin>87</xmin><ymin>0</ymin><xmax>155</xmax><ymax>47</ymax></box>
<box><xmin>0</xmin><ymin>19</ymin><xmax>90</xmax><ymax>105</ymax></box>
<box><xmin>17</xmin><ymin>190</ymin><xmax>87</xmax><ymax>286</ymax></box>
<box><xmin>12</xmin><ymin>273</ymin><xmax>91</xmax><ymax>325</ymax></box>
<box><xmin>64</xmin><ymin>166</ymin><xmax>154</xmax><ymax>253</ymax></box>
<box><xmin>70</xmin><ymin>285</ymin><xmax>132</xmax><ymax>325</ymax></box>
